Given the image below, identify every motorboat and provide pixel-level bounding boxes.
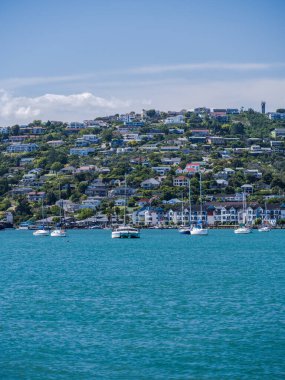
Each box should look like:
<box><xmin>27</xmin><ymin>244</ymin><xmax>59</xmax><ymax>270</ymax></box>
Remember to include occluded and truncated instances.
<box><xmin>258</xmin><ymin>226</ymin><xmax>271</xmax><ymax>232</ymax></box>
<box><xmin>191</xmin><ymin>225</ymin><xmax>208</xmax><ymax>235</ymax></box>
<box><xmin>179</xmin><ymin>226</ymin><xmax>192</xmax><ymax>234</ymax></box>
<box><xmin>33</xmin><ymin>229</ymin><xmax>49</xmax><ymax>236</ymax></box>
<box><xmin>111</xmin><ymin>225</ymin><xmax>140</xmax><ymax>239</ymax></box>
<box><xmin>234</xmin><ymin>225</ymin><xmax>251</xmax><ymax>234</ymax></box>
<box><xmin>50</xmin><ymin>228</ymin><xmax>67</xmax><ymax>237</ymax></box>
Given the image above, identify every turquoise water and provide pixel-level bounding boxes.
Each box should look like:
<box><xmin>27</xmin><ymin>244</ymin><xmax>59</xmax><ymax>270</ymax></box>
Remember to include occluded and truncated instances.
<box><xmin>1</xmin><ymin>229</ymin><xmax>285</xmax><ymax>379</ymax></box>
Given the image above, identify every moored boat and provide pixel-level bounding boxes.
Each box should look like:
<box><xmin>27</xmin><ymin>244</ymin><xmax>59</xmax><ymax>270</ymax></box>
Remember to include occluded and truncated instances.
<box><xmin>33</xmin><ymin>229</ymin><xmax>49</xmax><ymax>236</ymax></box>
<box><xmin>111</xmin><ymin>226</ymin><xmax>140</xmax><ymax>239</ymax></box>
<box><xmin>234</xmin><ymin>226</ymin><xmax>251</xmax><ymax>234</ymax></box>
<box><xmin>50</xmin><ymin>228</ymin><xmax>67</xmax><ymax>237</ymax></box>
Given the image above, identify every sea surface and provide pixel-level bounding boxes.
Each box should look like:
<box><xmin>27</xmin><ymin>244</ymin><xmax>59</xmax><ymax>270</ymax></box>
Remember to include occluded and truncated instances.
<box><xmin>1</xmin><ymin>229</ymin><xmax>285</xmax><ymax>380</ymax></box>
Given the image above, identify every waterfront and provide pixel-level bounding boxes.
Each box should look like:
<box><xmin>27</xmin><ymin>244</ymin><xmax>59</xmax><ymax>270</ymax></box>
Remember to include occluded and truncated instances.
<box><xmin>1</xmin><ymin>229</ymin><xmax>285</xmax><ymax>379</ymax></box>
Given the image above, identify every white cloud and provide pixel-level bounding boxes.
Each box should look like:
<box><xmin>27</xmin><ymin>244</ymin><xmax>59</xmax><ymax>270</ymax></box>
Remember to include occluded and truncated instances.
<box><xmin>129</xmin><ymin>62</ymin><xmax>285</xmax><ymax>74</ymax></box>
<box><xmin>0</xmin><ymin>90</ymin><xmax>131</xmax><ymax>124</ymax></box>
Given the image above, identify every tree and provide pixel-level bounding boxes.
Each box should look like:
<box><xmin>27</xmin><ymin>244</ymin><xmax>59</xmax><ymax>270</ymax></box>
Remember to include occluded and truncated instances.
<box><xmin>50</xmin><ymin>162</ymin><xmax>64</xmax><ymax>172</ymax></box>
<box><xmin>15</xmin><ymin>197</ymin><xmax>32</xmax><ymax>216</ymax></box>
<box><xmin>146</xmin><ymin>109</ymin><xmax>156</xmax><ymax>118</ymax></box>
<box><xmin>11</xmin><ymin>124</ymin><xmax>20</xmax><ymax>136</ymax></box>
<box><xmin>76</xmin><ymin>208</ymin><xmax>94</xmax><ymax>220</ymax></box>
<box><xmin>101</xmin><ymin>129</ymin><xmax>114</xmax><ymax>143</ymax></box>
<box><xmin>230</xmin><ymin>122</ymin><xmax>245</xmax><ymax>135</ymax></box>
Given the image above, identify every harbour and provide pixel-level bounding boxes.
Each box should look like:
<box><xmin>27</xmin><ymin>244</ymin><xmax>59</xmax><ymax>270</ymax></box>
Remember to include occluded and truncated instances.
<box><xmin>1</xmin><ymin>229</ymin><xmax>284</xmax><ymax>379</ymax></box>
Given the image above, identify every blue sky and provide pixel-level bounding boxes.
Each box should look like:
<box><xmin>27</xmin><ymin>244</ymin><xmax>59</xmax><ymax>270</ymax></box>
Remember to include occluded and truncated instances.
<box><xmin>1</xmin><ymin>0</ymin><xmax>285</xmax><ymax>124</ymax></box>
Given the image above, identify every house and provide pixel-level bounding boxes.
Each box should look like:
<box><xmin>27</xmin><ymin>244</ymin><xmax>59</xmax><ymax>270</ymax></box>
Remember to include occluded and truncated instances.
<box><xmin>85</xmin><ymin>179</ymin><xmax>108</xmax><ymax>197</ymax></box>
<box><xmin>173</xmin><ymin>176</ymin><xmax>189</xmax><ymax>187</ymax></box>
<box><xmin>59</xmin><ymin>166</ymin><xmax>76</xmax><ymax>174</ymax></box>
<box><xmin>122</xmin><ymin>133</ymin><xmax>141</xmax><ymax>142</ymax></box>
<box><xmin>69</xmin><ymin>147</ymin><xmax>95</xmax><ymax>156</ymax></box>
<box><xmin>11</xmin><ymin>187</ymin><xmax>33</xmax><ymax>196</ymax></box>
<box><xmin>132</xmin><ymin>207</ymin><xmax>164</xmax><ymax>226</ymax></box>
<box><xmin>7</xmin><ymin>143</ymin><xmax>39</xmax><ymax>153</ymax></box>
<box><xmin>268</xmin><ymin>113</ymin><xmax>285</xmax><ymax>121</ymax></box>
<box><xmin>161</xmin><ymin>157</ymin><xmax>181</xmax><ymax>166</ymax></box>
<box><xmin>169</xmin><ymin>128</ymin><xmax>185</xmax><ymax>134</ymax></box>
<box><xmin>137</xmin><ymin>198</ymin><xmax>150</xmax><ymax>207</ymax></box>
<box><xmin>160</xmin><ymin>145</ymin><xmax>181</xmax><ymax>152</ymax></box>
<box><xmin>66</xmin><ymin>122</ymin><xmax>85</xmax><ymax>129</ymax></box>
<box><xmin>75</xmin><ymin>138</ymin><xmax>90</xmax><ymax>147</ymax></box>
<box><xmin>207</xmin><ymin>136</ymin><xmax>225</xmax><ymax>145</ymax></box>
<box><xmin>32</xmin><ymin>126</ymin><xmax>45</xmax><ymax>135</ymax></box>
<box><xmin>244</xmin><ymin>169</ymin><xmax>262</xmax><ymax>179</ymax></box>
<box><xmin>164</xmin><ymin>115</ymin><xmax>185</xmax><ymax>124</ymax></box>
<box><xmin>80</xmin><ymin>198</ymin><xmax>101</xmax><ymax>210</ymax></box>
<box><xmin>241</xmin><ymin>184</ymin><xmax>254</xmax><ymax>194</ymax></box>
<box><xmin>27</xmin><ymin>191</ymin><xmax>46</xmax><ymax>202</ymax></box>
<box><xmin>47</xmin><ymin>140</ymin><xmax>64</xmax><ymax>147</ymax></box>
<box><xmin>114</xmin><ymin>199</ymin><xmax>127</xmax><ymax>206</ymax></box>
<box><xmin>271</xmin><ymin>128</ymin><xmax>285</xmax><ymax>138</ymax></box>
<box><xmin>140</xmin><ymin>178</ymin><xmax>160</xmax><ymax>189</ymax></box>
<box><xmin>109</xmin><ymin>186</ymin><xmax>136</xmax><ymax>197</ymax></box>
<box><xmin>191</xmin><ymin>129</ymin><xmax>209</xmax><ymax>137</ymax></box>
<box><xmin>152</xmin><ymin>166</ymin><xmax>171</xmax><ymax>175</ymax></box>
<box><xmin>82</xmin><ymin>134</ymin><xmax>100</xmax><ymax>143</ymax></box>
<box><xmin>215</xmin><ymin>179</ymin><xmax>229</xmax><ymax>188</ymax></box>
<box><xmin>76</xmin><ymin>165</ymin><xmax>97</xmax><ymax>173</ymax></box>
<box><xmin>176</xmin><ymin>162</ymin><xmax>201</xmax><ymax>174</ymax></box>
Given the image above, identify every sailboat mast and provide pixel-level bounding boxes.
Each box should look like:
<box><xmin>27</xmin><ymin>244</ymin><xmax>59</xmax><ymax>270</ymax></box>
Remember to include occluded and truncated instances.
<box><xmin>181</xmin><ymin>193</ymin><xmax>184</xmax><ymax>226</ymax></box>
<box><xmin>199</xmin><ymin>171</ymin><xmax>203</xmax><ymax>221</ymax></box>
<box><xmin>188</xmin><ymin>178</ymin><xmax>192</xmax><ymax>226</ymax></box>
<box><xmin>124</xmin><ymin>174</ymin><xmax>127</xmax><ymax>226</ymax></box>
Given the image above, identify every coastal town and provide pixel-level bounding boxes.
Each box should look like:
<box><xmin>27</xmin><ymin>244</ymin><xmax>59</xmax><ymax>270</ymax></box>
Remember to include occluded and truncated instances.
<box><xmin>1</xmin><ymin>104</ymin><xmax>285</xmax><ymax>229</ymax></box>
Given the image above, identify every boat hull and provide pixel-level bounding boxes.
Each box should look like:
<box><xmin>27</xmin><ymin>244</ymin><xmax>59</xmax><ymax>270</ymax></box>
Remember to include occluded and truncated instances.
<box><xmin>258</xmin><ymin>227</ymin><xmax>271</xmax><ymax>232</ymax></box>
<box><xmin>112</xmin><ymin>230</ymin><xmax>140</xmax><ymax>239</ymax></box>
<box><xmin>179</xmin><ymin>228</ymin><xmax>192</xmax><ymax>235</ymax></box>
<box><xmin>190</xmin><ymin>228</ymin><xmax>208</xmax><ymax>235</ymax></box>
<box><xmin>50</xmin><ymin>229</ymin><xmax>67</xmax><ymax>237</ymax></box>
<box><xmin>234</xmin><ymin>227</ymin><xmax>251</xmax><ymax>234</ymax></box>
<box><xmin>33</xmin><ymin>230</ymin><xmax>49</xmax><ymax>236</ymax></box>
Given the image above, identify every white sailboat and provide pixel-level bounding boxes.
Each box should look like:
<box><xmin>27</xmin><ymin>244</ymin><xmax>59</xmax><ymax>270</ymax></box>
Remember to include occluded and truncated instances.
<box><xmin>112</xmin><ymin>175</ymin><xmax>140</xmax><ymax>239</ymax></box>
<box><xmin>258</xmin><ymin>202</ymin><xmax>271</xmax><ymax>232</ymax></box>
<box><xmin>179</xmin><ymin>180</ymin><xmax>192</xmax><ymax>234</ymax></box>
<box><xmin>33</xmin><ymin>198</ymin><xmax>49</xmax><ymax>236</ymax></box>
<box><xmin>50</xmin><ymin>185</ymin><xmax>67</xmax><ymax>237</ymax></box>
<box><xmin>191</xmin><ymin>172</ymin><xmax>208</xmax><ymax>236</ymax></box>
<box><xmin>234</xmin><ymin>192</ymin><xmax>251</xmax><ymax>234</ymax></box>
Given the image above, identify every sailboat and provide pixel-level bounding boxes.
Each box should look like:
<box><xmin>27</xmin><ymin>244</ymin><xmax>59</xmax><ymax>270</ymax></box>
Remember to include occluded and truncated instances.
<box><xmin>50</xmin><ymin>185</ymin><xmax>67</xmax><ymax>237</ymax></box>
<box><xmin>258</xmin><ymin>202</ymin><xmax>271</xmax><ymax>232</ymax></box>
<box><xmin>234</xmin><ymin>192</ymin><xmax>251</xmax><ymax>234</ymax></box>
<box><xmin>33</xmin><ymin>198</ymin><xmax>49</xmax><ymax>236</ymax></box>
<box><xmin>191</xmin><ymin>172</ymin><xmax>208</xmax><ymax>235</ymax></box>
<box><xmin>111</xmin><ymin>175</ymin><xmax>140</xmax><ymax>238</ymax></box>
<box><xmin>179</xmin><ymin>180</ymin><xmax>192</xmax><ymax>234</ymax></box>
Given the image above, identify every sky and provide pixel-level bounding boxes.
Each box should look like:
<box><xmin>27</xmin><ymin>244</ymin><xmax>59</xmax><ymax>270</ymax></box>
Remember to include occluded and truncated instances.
<box><xmin>0</xmin><ymin>0</ymin><xmax>285</xmax><ymax>124</ymax></box>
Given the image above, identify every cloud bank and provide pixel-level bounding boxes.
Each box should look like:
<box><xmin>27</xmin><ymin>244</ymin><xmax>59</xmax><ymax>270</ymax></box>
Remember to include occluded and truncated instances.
<box><xmin>0</xmin><ymin>90</ymin><xmax>131</xmax><ymax>123</ymax></box>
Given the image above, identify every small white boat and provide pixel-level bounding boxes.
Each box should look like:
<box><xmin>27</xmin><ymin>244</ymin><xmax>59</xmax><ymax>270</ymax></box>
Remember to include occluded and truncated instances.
<box><xmin>258</xmin><ymin>226</ymin><xmax>271</xmax><ymax>232</ymax></box>
<box><xmin>111</xmin><ymin>226</ymin><xmax>140</xmax><ymax>239</ymax></box>
<box><xmin>50</xmin><ymin>229</ymin><xmax>67</xmax><ymax>237</ymax></box>
<box><xmin>33</xmin><ymin>229</ymin><xmax>49</xmax><ymax>236</ymax></box>
<box><xmin>191</xmin><ymin>225</ymin><xmax>208</xmax><ymax>235</ymax></box>
<box><xmin>179</xmin><ymin>226</ymin><xmax>192</xmax><ymax>235</ymax></box>
<box><xmin>234</xmin><ymin>226</ymin><xmax>251</xmax><ymax>234</ymax></box>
